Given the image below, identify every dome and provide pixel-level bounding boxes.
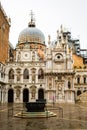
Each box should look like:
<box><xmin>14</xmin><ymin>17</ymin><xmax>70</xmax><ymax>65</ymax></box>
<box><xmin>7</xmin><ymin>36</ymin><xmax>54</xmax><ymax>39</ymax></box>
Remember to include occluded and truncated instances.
<box><xmin>18</xmin><ymin>26</ymin><xmax>45</xmax><ymax>45</ymax></box>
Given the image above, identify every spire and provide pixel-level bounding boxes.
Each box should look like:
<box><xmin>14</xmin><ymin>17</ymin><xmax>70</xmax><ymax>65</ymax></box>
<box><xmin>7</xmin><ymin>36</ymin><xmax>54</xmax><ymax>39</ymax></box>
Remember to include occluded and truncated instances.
<box><xmin>48</xmin><ymin>35</ymin><xmax>51</xmax><ymax>45</ymax></box>
<box><xmin>57</xmin><ymin>30</ymin><xmax>59</xmax><ymax>40</ymax></box>
<box><xmin>60</xmin><ymin>24</ymin><xmax>63</xmax><ymax>32</ymax></box>
<box><xmin>28</xmin><ymin>10</ymin><xmax>35</xmax><ymax>27</ymax></box>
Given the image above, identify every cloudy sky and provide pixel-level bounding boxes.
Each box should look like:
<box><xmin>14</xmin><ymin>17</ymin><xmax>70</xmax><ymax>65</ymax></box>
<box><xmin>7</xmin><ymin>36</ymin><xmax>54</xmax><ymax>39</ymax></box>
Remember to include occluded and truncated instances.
<box><xmin>1</xmin><ymin>0</ymin><xmax>87</xmax><ymax>48</ymax></box>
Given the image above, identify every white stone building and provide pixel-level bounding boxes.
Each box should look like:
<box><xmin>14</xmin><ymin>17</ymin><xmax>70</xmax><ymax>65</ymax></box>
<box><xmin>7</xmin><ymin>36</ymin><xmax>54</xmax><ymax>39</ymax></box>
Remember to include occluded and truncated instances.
<box><xmin>0</xmin><ymin>11</ymin><xmax>87</xmax><ymax>104</ymax></box>
<box><xmin>2</xmin><ymin>15</ymin><xmax>75</xmax><ymax>104</ymax></box>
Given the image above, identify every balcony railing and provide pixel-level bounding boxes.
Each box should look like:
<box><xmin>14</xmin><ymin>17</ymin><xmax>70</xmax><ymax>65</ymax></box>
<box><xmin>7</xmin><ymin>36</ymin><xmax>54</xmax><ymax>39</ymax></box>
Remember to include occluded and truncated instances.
<box><xmin>8</xmin><ymin>79</ymin><xmax>14</xmax><ymax>83</ymax></box>
<box><xmin>45</xmin><ymin>69</ymin><xmax>74</xmax><ymax>73</ymax></box>
<box><xmin>23</xmin><ymin>79</ymin><xmax>29</xmax><ymax>83</ymax></box>
<box><xmin>0</xmin><ymin>77</ymin><xmax>6</xmax><ymax>83</ymax></box>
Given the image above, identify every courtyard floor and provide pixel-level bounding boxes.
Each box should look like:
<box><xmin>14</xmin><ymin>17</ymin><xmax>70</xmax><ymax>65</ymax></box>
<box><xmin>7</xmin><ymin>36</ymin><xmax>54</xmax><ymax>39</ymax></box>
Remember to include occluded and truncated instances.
<box><xmin>0</xmin><ymin>102</ymin><xmax>87</xmax><ymax>130</ymax></box>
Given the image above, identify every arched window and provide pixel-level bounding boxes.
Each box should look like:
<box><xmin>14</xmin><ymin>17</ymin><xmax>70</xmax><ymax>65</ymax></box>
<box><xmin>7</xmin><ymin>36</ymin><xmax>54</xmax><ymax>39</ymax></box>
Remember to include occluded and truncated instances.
<box><xmin>23</xmin><ymin>69</ymin><xmax>29</xmax><ymax>79</ymax></box>
<box><xmin>68</xmin><ymin>81</ymin><xmax>71</xmax><ymax>89</ymax></box>
<box><xmin>38</xmin><ymin>69</ymin><xmax>44</xmax><ymax>79</ymax></box>
<box><xmin>9</xmin><ymin>69</ymin><xmax>14</xmax><ymax>79</ymax></box>
<box><xmin>77</xmin><ymin>77</ymin><xmax>80</xmax><ymax>84</ymax></box>
<box><xmin>83</xmin><ymin>77</ymin><xmax>86</xmax><ymax>84</ymax></box>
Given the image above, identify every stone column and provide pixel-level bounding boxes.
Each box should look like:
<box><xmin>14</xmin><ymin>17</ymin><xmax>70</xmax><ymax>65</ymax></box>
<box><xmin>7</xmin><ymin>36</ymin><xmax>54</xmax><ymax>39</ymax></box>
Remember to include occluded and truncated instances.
<box><xmin>20</xmin><ymin>88</ymin><xmax>23</xmax><ymax>103</ymax></box>
<box><xmin>14</xmin><ymin>89</ymin><xmax>16</xmax><ymax>103</ymax></box>
<box><xmin>2</xmin><ymin>89</ymin><xmax>4</xmax><ymax>103</ymax></box>
<box><xmin>0</xmin><ymin>86</ymin><xmax>1</xmax><ymax>102</ymax></box>
<box><xmin>5</xmin><ymin>89</ymin><xmax>8</xmax><ymax>103</ymax></box>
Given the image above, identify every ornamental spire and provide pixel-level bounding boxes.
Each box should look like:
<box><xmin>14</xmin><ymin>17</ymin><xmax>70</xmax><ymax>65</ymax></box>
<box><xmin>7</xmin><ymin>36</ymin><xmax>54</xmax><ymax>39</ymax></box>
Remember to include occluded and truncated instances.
<box><xmin>28</xmin><ymin>10</ymin><xmax>35</xmax><ymax>27</ymax></box>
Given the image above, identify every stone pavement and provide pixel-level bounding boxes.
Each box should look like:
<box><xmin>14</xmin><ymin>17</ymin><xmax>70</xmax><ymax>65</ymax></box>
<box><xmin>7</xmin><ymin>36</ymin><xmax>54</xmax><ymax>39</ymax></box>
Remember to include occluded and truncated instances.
<box><xmin>0</xmin><ymin>103</ymin><xmax>87</xmax><ymax>130</ymax></box>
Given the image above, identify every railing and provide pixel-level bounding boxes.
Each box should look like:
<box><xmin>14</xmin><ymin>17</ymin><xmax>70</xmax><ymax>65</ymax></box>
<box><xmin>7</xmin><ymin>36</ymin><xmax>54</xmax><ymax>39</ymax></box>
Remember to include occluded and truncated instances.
<box><xmin>45</xmin><ymin>69</ymin><xmax>74</xmax><ymax>73</ymax></box>
<box><xmin>8</xmin><ymin>103</ymin><xmax>63</xmax><ymax>119</ymax></box>
<box><xmin>23</xmin><ymin>79</ymin><xmax>29</xmax><ymax>83</ymax></box>
<box><xmin>8</xmin><ymin>103</ymin><xmax>26</xmax><ymax>118</ymax></box>
<box><xmin>8</xmin><ymin>79</ymin><xmax>14</xmax><ymax>83</ymax></box>
<box><xmin>0</xmin><ymin>77</ymin><xmax>6</xmax><ymax>83</ymax></box>
<box><xmin>45</xmin><ymin>105</ymin><xmax>63</xmax><ymax>118</ymax></box>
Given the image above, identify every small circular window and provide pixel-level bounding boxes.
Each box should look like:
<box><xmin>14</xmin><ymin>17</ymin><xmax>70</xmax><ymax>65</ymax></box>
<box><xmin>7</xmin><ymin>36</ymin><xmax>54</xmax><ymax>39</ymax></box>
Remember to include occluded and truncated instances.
<box><xmin>57</xmin><ymin>55</ymin><xmax>60</xmax><ymax>59</ymax></box>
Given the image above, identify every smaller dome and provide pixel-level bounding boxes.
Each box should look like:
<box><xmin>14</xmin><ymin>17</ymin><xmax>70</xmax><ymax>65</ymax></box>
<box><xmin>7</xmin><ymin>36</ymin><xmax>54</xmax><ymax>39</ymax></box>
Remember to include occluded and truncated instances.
<box><xmin>18</xmin><ymin>11</ymin><xmax>45</xmax><ymax>45</ymax></box>
<box><xmin>18</xmin><ymin>27</ymin><xmax>45</xmax><ymax>45</ymax></box>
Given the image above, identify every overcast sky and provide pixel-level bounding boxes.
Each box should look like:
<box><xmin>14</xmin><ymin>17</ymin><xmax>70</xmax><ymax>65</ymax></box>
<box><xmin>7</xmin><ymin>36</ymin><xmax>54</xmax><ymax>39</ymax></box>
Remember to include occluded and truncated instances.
<box><xmin>1</xmin><ymin>0</ymin><xmax>87</xmax><ymax>49</ymax></box>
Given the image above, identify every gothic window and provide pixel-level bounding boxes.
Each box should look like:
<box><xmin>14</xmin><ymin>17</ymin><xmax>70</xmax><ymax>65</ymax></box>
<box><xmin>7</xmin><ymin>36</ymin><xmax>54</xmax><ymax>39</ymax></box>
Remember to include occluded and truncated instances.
<box><xmin>23</xmin><ymin>69</ymin><xmax>29</xmax><ymax>79</ymax></box>
<box><xmin>38</xmin><ymin>69</ymin><xmax>44</xmax><ymax>79</ymax></box>
<box><xmin>9</xmin><ymin>69</ymin><xmax>14</xmax><ymax>79</ymax></box>
<box><xmin>77</xmin><ymin>77</ymin><xmax>80</xmax><ymax>84</ymax></box>
<box><xmin>68</xmin><ymin>81</ymin><xmax>71</xmax><ymax>89</ymax></box>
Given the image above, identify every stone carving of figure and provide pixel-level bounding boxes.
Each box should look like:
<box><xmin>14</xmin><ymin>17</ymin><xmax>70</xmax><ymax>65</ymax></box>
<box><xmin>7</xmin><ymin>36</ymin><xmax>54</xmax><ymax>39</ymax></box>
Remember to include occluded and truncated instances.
<box><xmin>17</xmin><ymin>73</ymin><xmax>20</xmax><ymax>81</ymax></box>
<box><xmin>16</xmin><ymin>89</ymin><xmax>20</xmax><ymax>98</ymax></box>
<box><xmin>32</xmin><ymin>74</ymin><xmax>35</xmax><ymax>82</ymax></box>
<box><xmin>31</xmin><ymin>88</ymin><xmax>35</xmax><ymax>99</ymax></box>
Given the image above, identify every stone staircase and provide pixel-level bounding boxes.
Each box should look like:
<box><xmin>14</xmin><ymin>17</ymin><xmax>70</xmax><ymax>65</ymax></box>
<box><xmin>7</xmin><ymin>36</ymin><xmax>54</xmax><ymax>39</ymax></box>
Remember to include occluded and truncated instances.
<box><xmin>76</xmin><ymin>91</ymin><xmax>87</xmax><ymax>103</ymax></box>
<box><xmin>14</xmin><ymin>111</ymin><xmax>57</xmax><ymax>118</ymax></box>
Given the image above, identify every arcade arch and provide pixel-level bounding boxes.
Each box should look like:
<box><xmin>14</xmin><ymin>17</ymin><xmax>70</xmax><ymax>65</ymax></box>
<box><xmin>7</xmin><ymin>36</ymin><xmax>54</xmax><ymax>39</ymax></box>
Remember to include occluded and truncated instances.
<box><xmin>8</xmin><ymin>89</ymin><xmax>14</xmax><ymax>103</ymax></box>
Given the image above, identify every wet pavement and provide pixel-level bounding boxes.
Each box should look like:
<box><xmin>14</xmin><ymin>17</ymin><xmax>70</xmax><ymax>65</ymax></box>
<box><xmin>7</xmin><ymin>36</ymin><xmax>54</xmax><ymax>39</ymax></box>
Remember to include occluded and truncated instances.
<box><xmin>0</xmin><ymin>103</ymin><xmax>87</xmax><ymax>130</ymax></box>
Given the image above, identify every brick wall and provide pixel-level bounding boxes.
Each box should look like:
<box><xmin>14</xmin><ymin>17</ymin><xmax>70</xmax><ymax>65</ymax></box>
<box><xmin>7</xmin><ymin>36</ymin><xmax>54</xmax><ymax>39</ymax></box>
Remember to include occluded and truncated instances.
<box><xmin>0</xmin><ymin>6</ymin><xmax>10</xmax><ymax>64</ymax></box>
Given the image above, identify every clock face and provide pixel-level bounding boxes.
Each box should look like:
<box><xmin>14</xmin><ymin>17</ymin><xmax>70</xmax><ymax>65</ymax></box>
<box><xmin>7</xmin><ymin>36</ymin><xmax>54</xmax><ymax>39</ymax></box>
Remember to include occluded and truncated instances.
<box><xmin>23</xmin><ymin>52</ymin><xmax>29</xmax><ymax>59</ymax></box>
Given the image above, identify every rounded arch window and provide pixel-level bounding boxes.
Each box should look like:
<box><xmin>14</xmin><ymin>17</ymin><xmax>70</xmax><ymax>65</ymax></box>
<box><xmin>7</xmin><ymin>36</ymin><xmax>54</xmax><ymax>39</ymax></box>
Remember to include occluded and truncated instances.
<box><xmin>23</xmin><ymin>69</ymin><xmax>29</xmax><ymax>79</ymax></box>
<box><xmin>9</xmin><ymin>69</ymin><xmax>14</xmax><ymax>79</ymax></box>
<box><xmin>68</xmin><ymin>81</ymin><xmax>71</xmax><ymax>89</ymax></box>
<box><xmin>38</xmin><ymin>69</ymin><xmax>44</xmax><ymax>79</ymax></box>
<box><xmin>77</xmin><ymin>77</ymin><xmax>80</xmax><ymax>84</ymax></box>
<box><xmin>83</xmin><ymin>77</ymin><xmax>86</xmax><ymax>84</ymax></box>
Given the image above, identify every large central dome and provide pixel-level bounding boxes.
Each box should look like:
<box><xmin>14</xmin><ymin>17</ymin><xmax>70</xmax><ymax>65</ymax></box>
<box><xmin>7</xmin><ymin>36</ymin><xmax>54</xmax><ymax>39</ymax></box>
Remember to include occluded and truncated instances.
<box><xmin>18</xmin><ymin>17</ymin><xmax>45</xmax><ymax>45</ymax></box>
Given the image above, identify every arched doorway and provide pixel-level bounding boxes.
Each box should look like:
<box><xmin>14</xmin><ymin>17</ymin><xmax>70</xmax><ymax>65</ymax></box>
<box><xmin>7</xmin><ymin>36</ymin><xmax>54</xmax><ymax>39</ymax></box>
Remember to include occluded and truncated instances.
<box><xmin>8</xmin><ymin>89</ymin><xmax>14</xmax><ymax>103</ymax></box>
<box><xmin>23</xmin><ymin>88</ymin><xmax>29</xmax><ymax>102</ymax></box>
<box><xmin>77</xmin><ymin>90</ymin><xmax>81</xmax><ymax>96</ymax></box>
<box><xmin>38</xmin><ymin>88</ymin><xmax>44</xmax><ymax>99</ymax></box>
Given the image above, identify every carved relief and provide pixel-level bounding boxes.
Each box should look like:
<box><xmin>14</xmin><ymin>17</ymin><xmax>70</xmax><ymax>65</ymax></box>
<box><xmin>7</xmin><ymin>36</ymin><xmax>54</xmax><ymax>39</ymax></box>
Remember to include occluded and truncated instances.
<box><xmin>16</xmin><ymin>89</ymin><xmax>20</xmax><ymax>98</ymax></box>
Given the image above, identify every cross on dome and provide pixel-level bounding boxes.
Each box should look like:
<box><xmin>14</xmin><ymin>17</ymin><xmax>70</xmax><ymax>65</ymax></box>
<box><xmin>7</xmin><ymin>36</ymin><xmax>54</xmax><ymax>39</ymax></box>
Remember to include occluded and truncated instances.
<box><xmin>28</xmin><ymin>10</ymin><xmax>35</xmax><ymax>27</ymax></box>
<box><xmin>30</xmin><ymin>10</ymin><xmax>34</xmax><ymax>22</ymax></box>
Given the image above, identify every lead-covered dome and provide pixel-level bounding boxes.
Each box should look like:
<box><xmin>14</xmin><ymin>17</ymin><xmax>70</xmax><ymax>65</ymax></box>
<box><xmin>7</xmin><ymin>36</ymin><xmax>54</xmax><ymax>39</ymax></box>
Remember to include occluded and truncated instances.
<box><xmin>18</xmin><ymin>17</ymin><xmax>45</xmax><ymax>45</ymax></box>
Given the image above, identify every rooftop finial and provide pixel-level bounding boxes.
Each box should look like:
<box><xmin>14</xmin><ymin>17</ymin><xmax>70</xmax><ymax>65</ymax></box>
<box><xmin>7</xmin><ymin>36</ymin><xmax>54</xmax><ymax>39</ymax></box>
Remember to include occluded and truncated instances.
<box><xmin>60</xmin><ymin>24</ymin><xmax>63</xmax><ymax>33</ymax></box>
<box><xmin>30</xmin><ymin>10</ymin><xmax>34</xmax><ymax>22</ymax></box>
<box><xmin>28</xmin><ymin>10</ymin><xmax>35</xmax><ymax>27</ymax></box>
<box><xmin>48</xmin><ymin>35</ymin><xmax>51</xmax><ymax>45</ymax></box>
<box><xmin>57</xmin><ymin>30</ymin><xmax>59</xmax><ymax>39</ymax></box>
